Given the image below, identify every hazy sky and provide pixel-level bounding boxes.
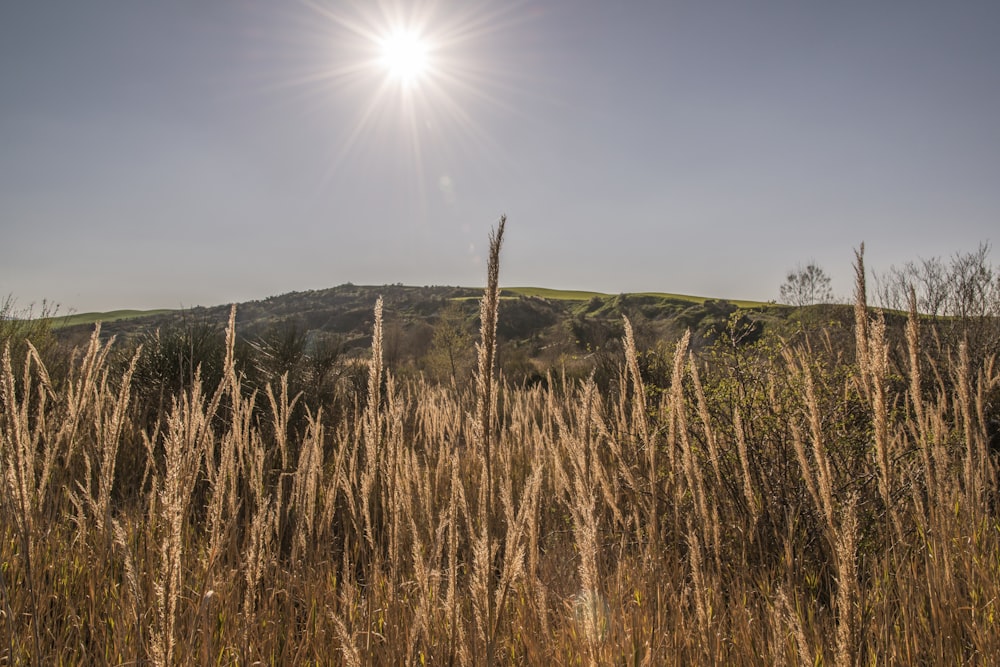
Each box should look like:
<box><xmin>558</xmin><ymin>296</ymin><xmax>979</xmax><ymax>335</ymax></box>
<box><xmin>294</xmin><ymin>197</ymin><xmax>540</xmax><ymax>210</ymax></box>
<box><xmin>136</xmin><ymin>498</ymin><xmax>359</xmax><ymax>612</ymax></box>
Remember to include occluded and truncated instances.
<box><xmin>2</xmin><ymin>1</ymin><xmax>998</xmax><ymax>313</ymax></box>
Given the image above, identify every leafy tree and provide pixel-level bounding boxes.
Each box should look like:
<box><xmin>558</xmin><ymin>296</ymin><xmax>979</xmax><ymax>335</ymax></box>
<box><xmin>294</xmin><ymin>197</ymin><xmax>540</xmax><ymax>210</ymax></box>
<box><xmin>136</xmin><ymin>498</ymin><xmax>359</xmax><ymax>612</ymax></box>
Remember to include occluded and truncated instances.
<box><xmin>426</xmin><ymin>300</ymin><xmax>474</xmax><ymax>387</ymax></box>
<box><xmin>780</xmin><ymin>263</ymin><xmax>834</xmax><ymax>307</ymax></box>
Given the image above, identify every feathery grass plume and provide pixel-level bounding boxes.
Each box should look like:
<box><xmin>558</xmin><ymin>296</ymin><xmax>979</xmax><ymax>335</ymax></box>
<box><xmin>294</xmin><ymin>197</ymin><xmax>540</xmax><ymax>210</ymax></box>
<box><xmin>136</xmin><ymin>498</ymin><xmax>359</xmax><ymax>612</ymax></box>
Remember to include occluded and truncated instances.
<box><xmin>801</xmin><ymin>353</ymin><xmax>835</xmax><ymax>532</ymax></box>
<box><xmin>446</xmin><ymin>439</ymin><xmax>462</xmax><ymax>662</ymax></box>
<box><xmin>853</xmin><ymin>243</ymin><xmax>871</xmax><ymax>398</ymax></box>
<box><xmin>318</xmin><ymin>416</ymin><xmax>351</xmax><ymax>545</ymax></box>
<box><xmin>203</xmin><ymin>304</ymin><xmax>247</xmax><ymax>577</ymax></box>
<box><xmin>0</xmin><ymin>541</ymin><xmax>15</xmax><ymax>660</ymax></box>
<box><xmin>777</xmin><ymin>587</ymin><xmax>812</xmax><ymax>667</ymax></box>
<box><xmin>677</xmin><ymin>362</ymin><xmax>712</xmax><ymax>557</ymax></box>
<box><xmin>1</xmin><ymin>343</ymin><xmax>38</xmax><ymax>533</ymax></box>
<box><xmin>492</xmin><ymin>465</ymin><xmax>541</xmax><ymax>648</ymax></box>
<box><xmin>21</xmin><ymin>341</ymin><xmax>56</xmax><ymax>510</ymax></box>
<box><xmin>869</xmin><ymin>312</ymin><xmax>893</xmax><ymax>510</ymax></box>
<box><xmin>153</xmin><ymin>373</ymin><xmax>210</xmax><ymax>667</ymax></box>
<box><xmin>56</xmin><ymin>324</ymin><xmax>117</xmax><ymax>469</ymax></box>
<box><xmin>906</xmin><ymin>286</ymin><xmax>937</xmax><ymax>511</ymax></box>
<box><xmin>906</xmin><ymin>287</ymin><xmax>925</xmax><ymax>428</ymax></box>
<box><xmin>242</xmin><ymin>429</ymin><xmax>275</xmax><ymax>626</ymax></box>
<box><xmin>975</xmin><ymin>356</ymin><xmax>999</xmax><ymax>491</ymax></box>
<box><xmin>223</xmin><ymin>303</ymin><xmax>237</xmax><ymax>387</ymax></box>
<box><xmin>833</xmin><ymin>495</ymin><xmax>858</xmax><ymax>667</ymax></box>
<box><xmin>955</xmin><ymin>340</ymin><xmax>984</xmax><ymax>505</ymax></box>
<box><xmin>687</xmin><ymin>521</ymin><xmax>709</xmax><ymax>632</ymax></box>
<box><xmin>562</xmin><ymin>380</ymin><xmax>601</xmax><ymax>652</ymax></box>
<box><xmin>265</xmin><ymin>375</ymin><xmax>299</xmax><ymax>472</ymax></box>
<box><xmin>596</xmin><ymin>389</ymin><xmax>641</xmax><ymax>534</ymax></box>
<box><xmin>521</xmin><ymin>430</ymin><xmax>549</xmax><ymax>636</ymax></box>
<box><xmin>89</xmin><ymin>345</ymin><xmax>141</xmax><ymax>534</ymax></box>
<box><xmin>384</xmin><ymin>374</ymin><xmax>403</xmax><ymax>582</ymax></box>
<box><xmin>331</xmin><ymin>609</ymin><xmax>362</xmax><ymax>667</ymax></box>
<box><xmin>152</xmin><ymin>309</ymin><xmax>231</xmax><ymax>663</ymax></box>
<box><xmin>361</xmin><ymin>296</ymin><xmax>384</xmax><ymax>554</ymax></box>
<box><xmin>205</xmin><ymin>403</ymin><xmax>239</xmax><ymax>562</ymax></box>
<box><xmin>112</xmin><ymin>518</ymin><xmax>144</xmax><ymax>654</ymax></box>
<box><xmin>666</xmin><ymin>331</ymin><xmax>691</xmax><ymax>452</ymax></box>
<box><xmin>929</xmin><ymin>400</ymin><xmax>951</xmax><ymax>507</ymax></box>
<box><xmin>0</xmin><ymin>342</ymin><xmax>44</xmax><ymax>659</ymax></box>
<box><xmin>471</xmin><ymin>506</ymin><xmax>492</xmax><ymax>658</ymax></box>
<box><xmin>400</xmin><ymin>448</ymin><xmax>445</xmax><ymax>660</ymax></box>
<box><xmin>473</xmin><ymin>214</ymin><xmax>504</xmax><ymax>663</ymax></box>
<box><xmin>622</xmin><ymin>317</ymin><xmax>658</xmax><ymax>550</ymax></box>
<box><xmin>291</xmin><ymin>408</ymin><xmax>324</xmax><ymax>560</ymax></box>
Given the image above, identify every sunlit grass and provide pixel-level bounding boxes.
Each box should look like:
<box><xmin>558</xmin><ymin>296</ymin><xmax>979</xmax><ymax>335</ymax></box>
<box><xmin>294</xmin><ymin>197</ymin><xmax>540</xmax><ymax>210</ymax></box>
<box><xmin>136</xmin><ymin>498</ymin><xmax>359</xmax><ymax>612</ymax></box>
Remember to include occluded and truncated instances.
<box><xmin>2</xmin><ymin>242</ymin><xmax>998</xmax><ymax>663</ymax></box>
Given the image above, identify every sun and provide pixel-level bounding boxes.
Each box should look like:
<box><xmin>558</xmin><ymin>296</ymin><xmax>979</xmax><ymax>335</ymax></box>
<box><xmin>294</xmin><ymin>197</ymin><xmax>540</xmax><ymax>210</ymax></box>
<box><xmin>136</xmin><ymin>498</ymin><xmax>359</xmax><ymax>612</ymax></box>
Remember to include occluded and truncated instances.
<box><xmin>287</xmin><ymin>1</ymin><xmax>533</xmax><ymax>182</ymax></box>
<box><xmin>379</xmin><ymin>29</ymin><xmax>429</xmax><ymax>86</ymax></box>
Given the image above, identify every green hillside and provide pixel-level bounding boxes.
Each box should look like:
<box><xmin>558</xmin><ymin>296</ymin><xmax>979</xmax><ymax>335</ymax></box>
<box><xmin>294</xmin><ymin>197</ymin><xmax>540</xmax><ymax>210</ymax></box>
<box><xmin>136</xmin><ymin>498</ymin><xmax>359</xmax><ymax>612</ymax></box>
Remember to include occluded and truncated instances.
<box><xmin>48</xmin><ymin>309</ymin><xmax>174</xmax><ymax>329</ymax></box>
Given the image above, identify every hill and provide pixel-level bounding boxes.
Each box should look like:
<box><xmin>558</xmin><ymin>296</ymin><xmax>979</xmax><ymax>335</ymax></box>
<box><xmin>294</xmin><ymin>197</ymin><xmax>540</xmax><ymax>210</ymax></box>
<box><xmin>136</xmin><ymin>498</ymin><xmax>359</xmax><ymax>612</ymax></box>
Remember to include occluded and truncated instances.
<box><xmin>50</xmin><ymin>284</ymin><xmax>825</xmax><ymax>382</ymax></box>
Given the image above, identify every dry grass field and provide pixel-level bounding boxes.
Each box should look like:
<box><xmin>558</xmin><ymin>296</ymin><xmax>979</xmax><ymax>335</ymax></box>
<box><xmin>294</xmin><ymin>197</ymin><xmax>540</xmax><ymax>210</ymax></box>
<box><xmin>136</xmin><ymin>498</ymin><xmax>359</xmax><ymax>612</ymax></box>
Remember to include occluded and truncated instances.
<box><xmin>2</xmin><ymin>223</ymin><xmax>999</xmax><ymax>664</ymax></box>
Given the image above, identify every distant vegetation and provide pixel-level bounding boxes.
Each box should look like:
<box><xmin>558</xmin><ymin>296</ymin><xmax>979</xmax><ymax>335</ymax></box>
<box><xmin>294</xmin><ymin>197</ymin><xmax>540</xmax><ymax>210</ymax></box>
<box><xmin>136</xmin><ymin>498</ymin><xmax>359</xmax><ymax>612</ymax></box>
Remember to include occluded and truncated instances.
<box><xmin>2</xmin><ymin>230</ymin><xmax>1000</xmax><ymax>663</ymax></box>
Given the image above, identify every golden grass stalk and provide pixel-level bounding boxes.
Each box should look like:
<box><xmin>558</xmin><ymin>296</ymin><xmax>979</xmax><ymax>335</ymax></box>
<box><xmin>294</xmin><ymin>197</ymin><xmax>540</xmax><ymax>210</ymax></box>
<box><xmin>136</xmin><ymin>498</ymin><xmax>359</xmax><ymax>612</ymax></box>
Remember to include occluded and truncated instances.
<box><xmin>853</xmin><ymin>243</ymin><xmax>871</xmax><ymax>397</ymax></box>
<box><xmin>975</xmin><ymin>356</ymin><xmax>999</xmax><ymax>492</ymax></box>
<box><xmin>243</xmin><ymin>431</ymin><xmax>276</xmax><ymax>625</ymax></box>
<box><xmin>801</xmin><ymin>354</ymin><xmax>835</xmax><ymax>532</ymax></box>
<box><xmin>56</xmin><ymin>325</ymin><xmax>115</xmax><ymax>470</ymax></box>
<box><xmin>331</xmin><ymin>610</ymin><xmax>362</xmax><ymax>667</ymax></box>
<box><xmin>833</xmin><ymin>495</ymin><xmax>858</xmax><ymax>667</ymax></box>
<box><xmin>869</xmin><ymin>312</ymin><xmax>894</xmax><ymax>511</ymax></box>
<box><xmin>687</xmin><ymin>520</ymin><xmax>709</xmax><ymax>633</ymax></box>
<box><xmin>956</xmin><ymin>341</ymin><xmax>979</xmax><ymax>502</ymax></box>
<box><xmin>361</xmin><ymin>296</ymin><xmax>384</xmax><ymax>554</ymax></box>
<box><xmin>291</xmin><ymin>407</ymin><xmax>324</xmax><ymax>560</ymax></box>
<box><xmin>677</xmin><ymin>360</ymin><xmax>712</xmax><ymax>556</ymax></box>
<box><xmin>265</xmin><ymin>375</ymin><xmax>298</xmax><ymax>472</ymax></box>
<box><xmin>906</xmin><ymin>287</ymin><xmax>938</xmax><ymax>515</ymax></box>
<box><xmin>562</xmin><ymin>380</ymin><xmax>601</xmax><ymax>647</ymax></box>
<box><xmin>778</xmin><ymin>586</ymin><xmax>812</xmax><ymax>667</ymax></box>
<box><xmin>473</xmin><ymin>214</ymin><xmax>504</xmax><ymax>663</ymax></box>
<box><xmin>0</xmin><ymin>342</ymin><xmax>45</xmax><ymax>659</ymax></box>
<box><xmin>667</xmin><ymin>330</ymin><xmax>691</xmax><ymax>462</ymax></box>
<box><xmin>153</xmin><ymin>373</ymin><xmax>209</xmax><ymax>667</ymax></box>
<box><xmin>90</xmin><ymin>345</ymin><xmax>141</xmax><ymax>534</ymax></box>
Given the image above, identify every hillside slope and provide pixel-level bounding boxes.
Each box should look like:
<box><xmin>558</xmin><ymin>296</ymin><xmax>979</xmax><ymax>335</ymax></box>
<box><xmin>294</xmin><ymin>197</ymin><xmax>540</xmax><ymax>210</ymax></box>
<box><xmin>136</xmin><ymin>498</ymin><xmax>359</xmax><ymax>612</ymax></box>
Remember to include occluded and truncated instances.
<box><xmin>53</xmin><ymin>284</ymin><xmax>814</xmax><ymax>378</ymax></box>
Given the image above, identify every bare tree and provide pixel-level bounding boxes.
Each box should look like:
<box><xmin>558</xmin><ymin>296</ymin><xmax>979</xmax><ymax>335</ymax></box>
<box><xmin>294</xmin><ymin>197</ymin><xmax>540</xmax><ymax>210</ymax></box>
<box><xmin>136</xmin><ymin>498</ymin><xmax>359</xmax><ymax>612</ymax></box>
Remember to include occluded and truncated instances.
<box><xmin>780</xmin><ymin>263</ymin><xmax>834</xmax><ymax>307</ymax></box>
<box><xmin>875</xmin><ymin>242</ymin><xmax>1000</xmax><ymax>363</ymax></box>
<box><xmin>875</xmin><ymin>256</ymin><xmax>949</xmax><ymax>316</ymax></box>
<box><xmin>875</xmin><ymin>243</ymin><xmax>998</xmax><ymax>319</ymax></box>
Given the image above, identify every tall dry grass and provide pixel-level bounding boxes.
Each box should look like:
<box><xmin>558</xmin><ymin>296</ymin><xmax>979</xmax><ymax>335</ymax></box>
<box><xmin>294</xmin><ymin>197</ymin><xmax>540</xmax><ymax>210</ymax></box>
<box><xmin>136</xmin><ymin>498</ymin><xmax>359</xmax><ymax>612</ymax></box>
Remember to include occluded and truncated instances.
<box><xmin>1</xmin><ymin>236</ymin><xmax>999</xmax><ymax>664</ymax></box>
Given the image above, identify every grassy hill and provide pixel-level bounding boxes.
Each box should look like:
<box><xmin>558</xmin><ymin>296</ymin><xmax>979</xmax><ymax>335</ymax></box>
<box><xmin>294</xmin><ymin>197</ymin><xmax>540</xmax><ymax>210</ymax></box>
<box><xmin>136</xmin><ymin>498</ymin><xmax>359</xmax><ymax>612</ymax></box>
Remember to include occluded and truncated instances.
<box><xmin>53</xmin><ymin>284</ymin><xmax>785</xmax><ymax>339</ymax></box>
<box><xmin>48</xmin><ymin>284</ymin><xmax>808</xmax><ymax>385</ymax></box>
<box><xmin>53</xmin><ymin>285</ymin><xmax>777</xmax><ymax>336</ymax></box>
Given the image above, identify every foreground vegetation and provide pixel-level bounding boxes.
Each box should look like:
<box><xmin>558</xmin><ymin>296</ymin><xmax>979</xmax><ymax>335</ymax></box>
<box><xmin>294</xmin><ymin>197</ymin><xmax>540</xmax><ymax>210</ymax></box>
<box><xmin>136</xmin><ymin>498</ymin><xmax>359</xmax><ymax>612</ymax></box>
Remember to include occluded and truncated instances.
<box><xmin>2</xmin><ymin>227</ymin><xmax>999</xmax><ymax>664</ymax></box>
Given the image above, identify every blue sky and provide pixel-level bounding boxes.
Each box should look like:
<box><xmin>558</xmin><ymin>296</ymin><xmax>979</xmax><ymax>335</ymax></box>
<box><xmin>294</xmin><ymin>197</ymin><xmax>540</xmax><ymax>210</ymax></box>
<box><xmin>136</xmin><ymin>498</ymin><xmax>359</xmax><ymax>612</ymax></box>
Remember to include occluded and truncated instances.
<box><xmin>2</xmin><ymin>1</ymin><xmax>998</xmax><ymax>313</ymax></box>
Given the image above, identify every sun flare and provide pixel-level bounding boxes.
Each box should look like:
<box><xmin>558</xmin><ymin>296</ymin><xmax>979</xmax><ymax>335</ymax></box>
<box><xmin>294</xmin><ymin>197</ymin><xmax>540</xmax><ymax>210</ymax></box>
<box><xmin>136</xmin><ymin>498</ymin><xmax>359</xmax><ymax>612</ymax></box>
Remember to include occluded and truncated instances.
<box><xmin>379</xmin><ymin>29</ymin><xmax>429</xmax><ymax>86</ymax></box>
<box><xmin>292</xmin><ymin>1</ymin><xmax>531</xmax><ymax>183</ymax></box>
